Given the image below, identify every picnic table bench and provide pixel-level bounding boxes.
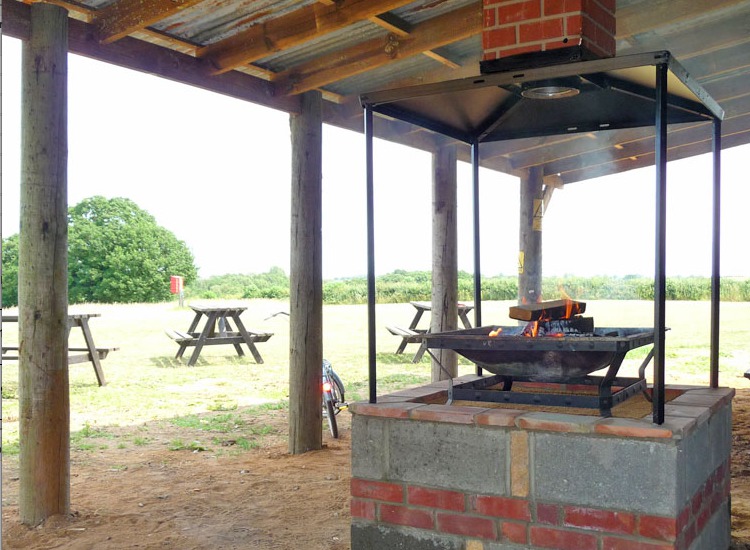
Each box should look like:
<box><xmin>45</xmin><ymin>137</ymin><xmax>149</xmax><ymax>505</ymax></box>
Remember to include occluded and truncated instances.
<box><xmin>1</xmin><ymin>313</ymin><xmax>116</xmax><ymax>386</ymax></box>
<box><xmin>167</xmin><ymin>305</ymin><xmax>273</xmax><ymax>366</ymax></box>
<box><xmin>387</xmin><ymin>301</ymin><xmax>474</xmax><ymax>362</ymax></box>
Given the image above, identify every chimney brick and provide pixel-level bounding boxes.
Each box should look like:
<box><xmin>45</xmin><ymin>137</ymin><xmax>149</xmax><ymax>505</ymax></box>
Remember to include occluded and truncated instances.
<box><xmin>482</xmin><ymin>0</ymin><xmax>616</xmax><ymax>62</ymax></box>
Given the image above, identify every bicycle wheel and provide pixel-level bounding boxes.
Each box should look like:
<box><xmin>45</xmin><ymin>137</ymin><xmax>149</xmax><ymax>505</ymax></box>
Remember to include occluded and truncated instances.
<box><xmin>324</xmin><ymin>398</ymin><xmax>339</xmax><ymax>438</ymax></box>
<box><xmin>329</xmin><ymin>371</ymin><xmax>345</xmax><ymax>412</ymax></box>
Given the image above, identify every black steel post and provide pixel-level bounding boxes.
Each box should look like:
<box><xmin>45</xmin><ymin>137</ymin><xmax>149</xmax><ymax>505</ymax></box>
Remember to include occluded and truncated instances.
<box><xmin>653</xmin><ymin>63</ymin><xmax>668</xmax><ymax>425</ymax></box>
<box><xmin>710</xmin><ymin>118</ymin><xmax>722</xmax><ymax>388</ymax></box>
<box><xmin>365</xmin><ymin>106</ymin><xmax>377</xmax><ymax>403</ymax></box>
<box><xmin>471</xmin><ymin>142</ymin><xmax>483</xmax><ymax>376</ymax></box>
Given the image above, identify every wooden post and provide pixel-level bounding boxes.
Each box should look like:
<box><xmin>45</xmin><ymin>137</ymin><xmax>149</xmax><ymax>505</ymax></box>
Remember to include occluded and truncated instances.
<box><xmin>518</xmin><ymin>166</ymin><xmax>544</xmax><ymax>304</ymax></box>
<box><xmin>18</xmin><ymin>3</ymin><xmax>70</xmax><ymax>525</ymax></box>
<box><xmin>288</xmin><ymin>90</ymin><xmax>323</xmax><ymax>454</ymax></box>
<box><xmin>431</xmin><ymin>144</ymin><xmax>458</xmax><ymax>381</ymax></box>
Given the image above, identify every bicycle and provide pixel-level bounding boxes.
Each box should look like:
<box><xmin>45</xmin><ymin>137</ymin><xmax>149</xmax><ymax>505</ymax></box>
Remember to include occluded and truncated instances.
<box><xmin>322</xmin><ymin>359</ymin><xmax>347</xmax><ymax>438</ymax></box>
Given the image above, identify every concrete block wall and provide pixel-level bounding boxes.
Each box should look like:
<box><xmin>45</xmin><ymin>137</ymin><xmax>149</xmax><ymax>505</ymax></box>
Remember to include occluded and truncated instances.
<box><xmin>350</xmin><ymin>379</ymin><xmax>733</xmax><ymax>550</ymax></box>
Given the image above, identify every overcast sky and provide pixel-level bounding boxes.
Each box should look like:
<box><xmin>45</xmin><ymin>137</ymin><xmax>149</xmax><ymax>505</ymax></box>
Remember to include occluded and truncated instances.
<box><xmin>2</xmin><ymin>35</ymin><xmax>748</xmax><ymax>279</ymax></box>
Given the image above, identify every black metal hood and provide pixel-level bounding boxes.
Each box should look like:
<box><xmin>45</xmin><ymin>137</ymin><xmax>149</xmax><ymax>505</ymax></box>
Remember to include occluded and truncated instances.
<box><xmin>360</xmin><ymin>51</ymin><xmax>723</xmax><ymax>144</ymax></box>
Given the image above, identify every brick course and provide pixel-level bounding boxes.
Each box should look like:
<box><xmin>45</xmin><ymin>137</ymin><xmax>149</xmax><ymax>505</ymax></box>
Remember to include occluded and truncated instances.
<box><xmin>482</xmin><ymin>0</ymin><xmax>616</xmax><ymax>61</ymax></box>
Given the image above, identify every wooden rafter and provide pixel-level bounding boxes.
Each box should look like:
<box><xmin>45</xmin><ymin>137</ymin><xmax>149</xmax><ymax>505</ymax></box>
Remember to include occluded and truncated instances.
<box><xmin>273</xmin><ymin>3</ymin><xmax>481</xmax><ymax>95</ymax></box>
<box><xmin>197</xmin><ymin>0</ymin><xmax>414</xmax><ymax>75</ymax></box>
<box><xmin>94</xmin><ymin>0</ymin><xmax>204</xmax><ymax>44</ymax></box>
<box><xmin>369</xmin><ymin>12</ymin><xmax>462</xmax><ymax>69</ymax></box>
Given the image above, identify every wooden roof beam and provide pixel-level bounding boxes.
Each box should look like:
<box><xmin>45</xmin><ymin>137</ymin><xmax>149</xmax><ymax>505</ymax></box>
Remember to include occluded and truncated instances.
<box><xmin>197</xmin><ymin>0</ymin><xmax>415</xmax><ymax>75</ymax></box>
<box><xmin>273</xmin><ymin>3</ymin><xmax>481</xmax><ymax>95</ymax></box>
<box><xmin>94</xmin><ymin>0</ymin><xmax>204</xmax><ymax>45</ymax></box>
<box><xmin>370</xmin><ymin>13</ymin><xmax>462</xmax><ymax>69</ymax></box>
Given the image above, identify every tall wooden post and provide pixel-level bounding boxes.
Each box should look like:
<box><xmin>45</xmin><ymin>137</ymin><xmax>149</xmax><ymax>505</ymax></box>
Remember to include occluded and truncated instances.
<box><xmin>518</xmin><ymin>166</ymin><xmax>544</xmax><ymax>304</ymax></box>
<box><xmin>431</xmin><ymin>144</ymin><xmax>458</xmax><ymax>381</ymax></box>
<box><xmin>289</xmin><ymin>90</ymin><xmax>323</xmax><ymax>454</ymax></box>
<box><xmin>18</xmin><ymin>3</ymin><xmax>70</xmax><ymax>525</ymax></box>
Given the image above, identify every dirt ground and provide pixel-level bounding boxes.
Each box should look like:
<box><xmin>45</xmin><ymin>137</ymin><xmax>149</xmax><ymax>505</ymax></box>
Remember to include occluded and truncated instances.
<box><xmin>5</xmin><ymin>389</ymin><xmax>750</xmax><ymax>549</ymax></box>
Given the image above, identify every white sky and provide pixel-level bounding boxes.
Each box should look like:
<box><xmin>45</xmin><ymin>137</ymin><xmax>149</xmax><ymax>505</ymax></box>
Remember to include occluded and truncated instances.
<box><xmin>2</xmin><ymin>36</ymin><xmax>748</xmax><ymax>279</ymax></box>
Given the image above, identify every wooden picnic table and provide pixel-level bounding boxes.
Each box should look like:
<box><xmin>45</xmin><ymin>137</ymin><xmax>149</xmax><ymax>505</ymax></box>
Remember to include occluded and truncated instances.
<box><xmin>166</xmin><ymin>305</ymin><xmax>273</xmax><ymax>367</ymax></box>
<box><xmin>387</xmin><ymin>301</ymin><xmax>474</xmax><ymax>362</ymax></box>
<box><xmin>1</xmin><ymin>313</ymin><xmax>116</xmax><ymax>387</ymax></box>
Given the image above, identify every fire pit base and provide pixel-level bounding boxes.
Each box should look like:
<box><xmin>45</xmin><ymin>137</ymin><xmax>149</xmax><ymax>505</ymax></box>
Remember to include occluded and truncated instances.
<box><xmin>350</xmin><ymin>376</ymin><xmax>733</xmax><ymax>550</ymax></box>
<box><xmin>450</xmin><ymin>373</ymin><xmax>648</xmax><ymax>417</ymax></box>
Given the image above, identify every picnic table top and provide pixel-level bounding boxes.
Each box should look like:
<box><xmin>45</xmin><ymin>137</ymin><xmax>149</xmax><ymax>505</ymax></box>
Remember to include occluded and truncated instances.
<box><xmin>2</xmin><ymin>312</ymin><xmax>101</xmax><ymax>323</ymax></box>
<box><xmin>189</xmin><ymin>304</ymin><xmax>248</xmax><ymax>314</ymax></box>
<box><xmin>410</xmin><ymin>301</ymin><xmax>474</xmax><ymax>312</ymax></box>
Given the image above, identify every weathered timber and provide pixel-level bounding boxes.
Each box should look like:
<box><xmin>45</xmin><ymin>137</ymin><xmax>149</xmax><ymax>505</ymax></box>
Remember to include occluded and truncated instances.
<box><xmin>289</xmin><ymin>90</ymin><xmax>324</xmax><ymax>455</ymax></box>
<box><xmin>518</xmin><ymin>166</ymin><xmax>544</xmax><ymax>304</ymax></box>
<box><xmin>509</xmin><ymin>299</ymin><xmax>587</xmax><ymax>322</ymax></box>
<box><xmin>18</xmin><ymin>3</ymin><xmax>70</xmax><ymax>525</ymax></box>
<box><xmin>430</xmin><ymin>143</ymin><xmax>458</xmax><ymax>381</ymax></box>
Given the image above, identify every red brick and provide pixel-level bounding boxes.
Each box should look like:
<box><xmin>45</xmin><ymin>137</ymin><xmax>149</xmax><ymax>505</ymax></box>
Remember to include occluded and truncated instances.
<box><xmin>473</xmin><ymin>495</ymin><xmax>531</xmax><ymax>521</ymax></box>
<box><xmin>498</xmin><ymin>0</ymin><xmax>542</xmax><ymax>25</ymax></box>
<box><xmin>438</xmin><ymin>513</ymin><xmax>497</xmax><ymax>540</ymax></box>
<box><xmin>602</xmin><ymin>537</ymin><xmax>676</xmax><ymax>550</ymax></box>
<box><xmin>484</xmin><ymin>7</ymin><xmax>497</xmax><ymax>28</ymax></box>
<box><xmin>380</xmin><ymin>504</ymin><xmax>434</xmax><ymax>530</ymax></box>
<box><xmin>563</xmin><ymin>506</ymin><xmax>635</xmax><ymax>535</ymax></box>
<box><xmin>638</xmin><ymin>515</ymin><xmax>678</xmax><ymax>542</ymax></box>
<box><xmin>544</xmin><ymin>0</ymin><xmax>582</xmax><ymax>15</ymax></box>
<box><xmin>350</xmin><ymin>478</ymin><xmax>404</xmax><ymax>503</ymax></box>
<box><xmin>530</xmin><ymin>526</ymin><xmax>598</xmax><ymax>550</ymax></box>
<box><xmin>536</xmin><ymin>503</ymin><xmax>559</xmax><ymax>525</ymax></box>
<box><xmin>519</xmin><ymin>18</ymin><xmax>564</xmax><ymax>43</ymax></box>
<box><xmin>500</xmin><ymin>44</ymin><xmax>542</xmax><ymax>57</ymax></box>
<box><xmin>502</xmin><ymin>521</ymin><xmax>528</xmax><ymax>544</ymax></box>
<box><xmin>351</xmin><ymin>498</ymin><xmax>376</xmax><ymax>520</ymax></box>
<box><xmin>408</xmin><ymin>486</ymin><xmax>465</xmax><ymax>512</ymax></box>
<box><xmin>565</xmin><ymin>14</ymin><xmax>582</xmax><ymax>36</ymax></box>
<box><xmin>484</xmin><ymin>26</ymin><xmax>517</xmax><ymax>50</ymax></box>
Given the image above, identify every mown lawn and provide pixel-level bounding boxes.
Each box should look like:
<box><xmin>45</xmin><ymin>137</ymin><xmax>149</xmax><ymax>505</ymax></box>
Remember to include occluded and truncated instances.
<box><xmin>2</xmin><ymin>298</ymin><xmax>749</xmax><ymax>453</ymax></box>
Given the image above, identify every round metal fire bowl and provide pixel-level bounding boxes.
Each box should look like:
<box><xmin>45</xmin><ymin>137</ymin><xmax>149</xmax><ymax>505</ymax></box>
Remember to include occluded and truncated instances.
<box><xmin>422</xmin><ymin>326</ymin><xmax>656</xmax><ymax>382</ymax></box>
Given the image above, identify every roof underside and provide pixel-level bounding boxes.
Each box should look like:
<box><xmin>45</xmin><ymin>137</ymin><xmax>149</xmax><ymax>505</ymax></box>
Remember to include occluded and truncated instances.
<box><xmin>3</xmin><ymin>0</ymin><xmax>750</xmax><ymax>184</ymax></box>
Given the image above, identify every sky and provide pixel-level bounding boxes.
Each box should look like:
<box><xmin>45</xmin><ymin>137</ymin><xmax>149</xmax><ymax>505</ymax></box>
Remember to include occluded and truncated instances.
<box><xmin>2</xmin><ymin>35</ymin><xmax>749</xmax><ymax>280</ymax></box>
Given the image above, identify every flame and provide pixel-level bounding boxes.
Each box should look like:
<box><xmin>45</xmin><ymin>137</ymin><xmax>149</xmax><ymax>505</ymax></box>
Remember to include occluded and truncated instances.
<box><xmin>488</xmin><ymin>327</ymin><xmax>503</xmax><ymax>338</ymax></box>
<box><xmin>522</xmin><ymin>321</ymin><xmax>539</xmax><ymax>337</ymax></box>
<box><xmin>521</xmin><ymin>292</ymin><xmax>583</xmax><ymax>337</ymax></box>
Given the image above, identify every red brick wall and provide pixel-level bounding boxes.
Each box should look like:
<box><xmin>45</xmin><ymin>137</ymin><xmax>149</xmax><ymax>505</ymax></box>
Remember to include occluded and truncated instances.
<box><xmin>350</xmin><ymin>458</ymin><xmax>730</xmax><ymax>549</ymax></box>
<box><xmin>482</xmin><ymin>0</ymin><xmax>616</xmax><ymax>61</ymax></box>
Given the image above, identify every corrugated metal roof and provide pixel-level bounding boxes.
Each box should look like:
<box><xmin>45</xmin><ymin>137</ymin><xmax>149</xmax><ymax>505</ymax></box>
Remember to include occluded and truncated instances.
<box><xmin>3</xmin><ymin>0</ymin><xmax>750</xmax><ymax>184</ymax></box>
<box><xmin>155</xmin><ymin>0</ymin><xmax>317</xmax><ymax>45</ymax></box>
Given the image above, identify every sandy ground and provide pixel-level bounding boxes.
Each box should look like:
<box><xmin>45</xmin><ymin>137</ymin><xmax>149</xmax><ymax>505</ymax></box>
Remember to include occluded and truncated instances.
<box><xmin>4</xmin><ymin>389</ymin><xmax>750</xmax><ymax>549</ymax></box>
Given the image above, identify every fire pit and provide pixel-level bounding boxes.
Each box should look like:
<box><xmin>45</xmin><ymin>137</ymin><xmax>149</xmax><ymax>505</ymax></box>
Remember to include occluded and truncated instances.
<box><xmin>422</xmin><ymin>300</ymin><xmax>657</xmax><ymax>416</ymax></box>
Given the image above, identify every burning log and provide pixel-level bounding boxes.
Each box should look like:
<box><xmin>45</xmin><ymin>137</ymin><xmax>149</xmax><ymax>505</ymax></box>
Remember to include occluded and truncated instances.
<box><xmin>509</xmin><ymin>299</ymin><xmax>586</xmax><ymax>322</ymax></box>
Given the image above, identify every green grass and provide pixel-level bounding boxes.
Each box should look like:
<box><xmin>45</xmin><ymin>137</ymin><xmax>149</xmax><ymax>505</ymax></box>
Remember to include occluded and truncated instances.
<box><xmin>2</xmin><ymin>299</ymin><xmax>749</xmax><ymax>454</ymax></box>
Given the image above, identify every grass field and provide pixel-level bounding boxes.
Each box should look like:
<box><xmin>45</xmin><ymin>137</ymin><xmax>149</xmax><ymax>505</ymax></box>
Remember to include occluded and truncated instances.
<box><xmin>2</xmin><ymin>298</ymin><xmax>749</xmax><ymax>453</ymax></box>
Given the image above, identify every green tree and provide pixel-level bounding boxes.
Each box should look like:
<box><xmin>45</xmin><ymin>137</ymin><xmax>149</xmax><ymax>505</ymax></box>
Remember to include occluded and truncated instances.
<box><xmin>2</xmin><ymin>233</ymin><xmax>20</xmax><ymax>307</ymax></box>
<box><xmin>67</xmin><ymin>196</ymin><xmax>197</xmax><ymax>303</ymax></box>
<box><xmin>2</xmin><ymin>196</ymin><xmax>198</xmax><ymax>306</ymax></box>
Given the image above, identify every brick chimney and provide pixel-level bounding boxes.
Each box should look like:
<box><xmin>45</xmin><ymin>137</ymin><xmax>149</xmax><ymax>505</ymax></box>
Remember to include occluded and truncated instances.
<box><xmin>482</xmin><ymin>0</ymin><xmax>616</xmax><ymax>69</ymax></box>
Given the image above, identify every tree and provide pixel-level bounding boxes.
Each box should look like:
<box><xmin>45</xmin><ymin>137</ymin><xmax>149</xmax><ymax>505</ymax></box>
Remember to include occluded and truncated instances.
<box><xmin>2</xmin><ymin>196</ymin><xmax>198</xmax><ymax>306</ymax></box>
<box><xmin>2</xmin><ymin>234</ymin><xmax>20</xmax><ymax>307</ymax></box>
<box><xmin>67</xmin><ymin>196</ymin><xmax>197</xmax><ymax>303</ymax></box>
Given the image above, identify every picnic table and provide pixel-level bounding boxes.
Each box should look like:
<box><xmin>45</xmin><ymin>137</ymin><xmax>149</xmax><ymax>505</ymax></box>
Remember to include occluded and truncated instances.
<box><xmin>166</xmin><ymin>305</ymin><xmax>273</xmax><ymax>367</ymax></box>
<box><xmin>1</xmin><ymin>313</ymin><xmax>116</xmax><ymax>386</ymax></box>
<box><xmin>386</xmin><ymin>301</ymin><xmax>474</xmax><ymax>362</ymax></box>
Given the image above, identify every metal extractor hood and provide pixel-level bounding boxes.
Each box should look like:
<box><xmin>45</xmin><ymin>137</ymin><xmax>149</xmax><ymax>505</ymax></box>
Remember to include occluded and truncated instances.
<box><xmin>359</xmin><ymin>51</ymin><xmax>724</xmax><ymax>144</ymax></box>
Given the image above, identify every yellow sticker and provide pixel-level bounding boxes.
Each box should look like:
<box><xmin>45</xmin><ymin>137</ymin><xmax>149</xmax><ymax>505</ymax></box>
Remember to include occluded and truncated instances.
<box><xmin>518</xmin><ymin>251</ymin><xmax>525</xmax><ymax>274</ymax></box>
<box><xmin>533</xmin><ymin>199</ymin><xmax>543</xmax><ymax>231</ymax></box>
